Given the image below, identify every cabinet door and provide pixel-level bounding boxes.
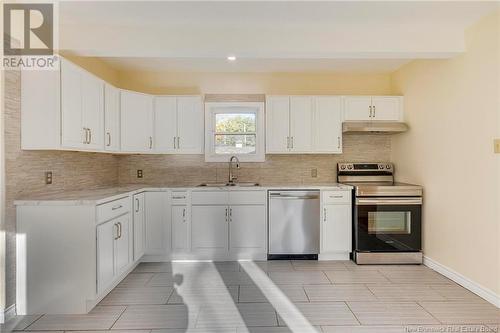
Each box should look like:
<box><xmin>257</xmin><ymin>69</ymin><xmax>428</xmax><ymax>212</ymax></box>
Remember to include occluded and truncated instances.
<box><xmin>120</xmin><ymin>91</ymin><xmax>154</xmax><ymax>152</ymax></box>
<box><xmin>371</xmin><ymin>96</ymin><xmax>402</xmax><ymax>121</ymax></box>
<box><xmin>61</xmin><ymin>59</ymin><xmax>85</xmax><ymax>149</ymax></box>
<box><xmin>322</xmin><ymin>204</ymin><xmax>352</xmax><ymax>253</ymax></box>
<box><xmin>172</xmin><ymin>205</ymin><xmax>189</xmax><ymax>251</ymax></box>
<box><xmin>191</xmin><ymin>206</ymin><xmax>228</xmax><ymax>252</ymax></box>
<box><xmin>115</xmin><ymin>215</ymin><xmax>131</xmax><ymax>275</ymax></box>
<box><xmin>104</xmin><ymin>84</ymin><xmax>121</xmax><ymax>151</ymax></box>
<box><xmin>177</xmin><ymin>96</ymin><xmax>204</xmax><ymax>154</ymax></box>
<box><xmin>144</xmin><ymin>192</ymin><xmax>169</xmax><ymax>255</ymax></box>
<box><xmin>229</xmin><ymin>205</ymin><xmax>266</xmax><ymax>254</ymax></box>
<box><xmin>97</xmin><ymin>220</ymin><xmax>115</xmax><ymax>294</ymax></box>
<box><xmin>133</xmin><ymin>193</ymin><xmax>145</xmax><ymax>261</ymax></box>
<box><xmin>343</xmin><ymin>96</ymin><xmax>372</xmax><ymax>121</ymax></box>
<box><xmin>266</xmin><ymin>96</ymin><xmax>290</xmax><ymax>153</ymax></box>
<box><xmin>82</xmin><ymin>73</ymin><xmax>104</xmax><ymax>150</ymax></box>
<box><xmin>154</xmin><ymin>96</ymin><xmax>177</xmax><ymax>153</ymax></box>
<box><xmin>314</xmin><ymin>96</ymin><xmax>342</xmax><ymax>153</ymax></box>
<box><xmin>290</xmin><ymin>96</ymin><xmax>313</xmax><ymax>152</ymax></box>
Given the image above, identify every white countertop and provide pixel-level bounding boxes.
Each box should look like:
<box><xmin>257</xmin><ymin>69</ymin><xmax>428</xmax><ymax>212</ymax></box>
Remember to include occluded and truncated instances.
<box><xmin>14</xmin><ymin>183</ymin><xmax>353</xmax><ymax>206</ymax></box>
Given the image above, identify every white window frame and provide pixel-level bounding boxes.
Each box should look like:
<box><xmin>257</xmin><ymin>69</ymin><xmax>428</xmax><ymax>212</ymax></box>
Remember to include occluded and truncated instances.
<box><xmin>204</xmin><ymin>102</ymin><xmax>265</xmax><ymax>162</ymax></box>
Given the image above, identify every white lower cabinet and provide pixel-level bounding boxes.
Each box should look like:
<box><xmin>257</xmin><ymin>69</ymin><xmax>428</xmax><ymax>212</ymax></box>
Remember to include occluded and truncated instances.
<box><xmin>320</xmin><ymin>190</ymin><xmax>352</xmax><ymax>260</ymax></box>
<box><xmin>133</xmin><ymin>193</ymin><xmax>146</xmax><ymax>261</ymax></box>
<box><xmin>229</xmin><ymin>205</ymin><xmax>266</xmax><ymax>256</ymax></box>
<box><xmin>97</xmin><ymin>214</ymin><xmax>132</xmax><ymax>294</ymax></box>
<box><xmin>171</xmin><ymin>205</ymin><xmax>189</xmax><ymax>251</ymax></box>
<box><xmin>144</xmin><ymin>192</ymin><xmax>170</xmax><ymax>255</ymax></box>
<box><xmin>191</xmin><ymin>205</ymin><xmax>229</xmax><ymax>253</ymax></box>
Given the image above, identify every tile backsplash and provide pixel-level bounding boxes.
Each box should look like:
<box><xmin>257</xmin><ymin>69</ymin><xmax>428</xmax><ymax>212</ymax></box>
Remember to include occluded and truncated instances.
<box><xmin>118</xmin><ymin>134</ymin><xmax>391</xmax><ymax>186</ymax></box>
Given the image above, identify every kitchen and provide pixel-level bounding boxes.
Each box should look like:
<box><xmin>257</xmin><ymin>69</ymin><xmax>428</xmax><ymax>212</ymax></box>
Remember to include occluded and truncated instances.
<box><xmin>1</xmin><ymin>1</ymin><xmax>499</xmax><ymax>332</ymax></box>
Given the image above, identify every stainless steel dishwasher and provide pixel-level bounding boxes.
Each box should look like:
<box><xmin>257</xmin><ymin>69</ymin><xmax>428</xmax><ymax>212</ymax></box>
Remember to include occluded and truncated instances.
<box><xmin>268</xmin><ymin>190</ymin><xmax>320</xmax><ymax>259</ymax></box>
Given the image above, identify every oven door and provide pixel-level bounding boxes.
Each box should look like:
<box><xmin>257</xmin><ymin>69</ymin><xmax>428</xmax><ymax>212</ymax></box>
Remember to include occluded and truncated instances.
<box><xmin>355</xmin><ymin>197</ymin><xmax>422</xmax><ymax>252</ymax></box>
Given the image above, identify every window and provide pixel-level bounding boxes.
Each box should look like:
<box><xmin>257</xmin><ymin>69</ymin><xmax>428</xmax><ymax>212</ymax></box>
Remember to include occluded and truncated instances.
<box><xmin>205</xmin><ymin>102</ymin><xmax>265</xmax><ymax>162</ymax></box>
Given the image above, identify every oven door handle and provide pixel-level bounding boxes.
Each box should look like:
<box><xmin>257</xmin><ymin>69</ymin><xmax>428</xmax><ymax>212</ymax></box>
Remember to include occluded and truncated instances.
<box><xmin>356</xmin><ymin>197</ymin><xmax>422</xmax><ymax>205</ymax></box>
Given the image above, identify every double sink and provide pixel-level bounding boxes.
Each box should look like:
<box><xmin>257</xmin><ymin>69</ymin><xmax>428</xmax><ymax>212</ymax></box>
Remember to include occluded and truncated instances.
<box><xmin>197</xmin><ymin>182</ymin><xmax>260</xmax><ymax>187</ymax></box>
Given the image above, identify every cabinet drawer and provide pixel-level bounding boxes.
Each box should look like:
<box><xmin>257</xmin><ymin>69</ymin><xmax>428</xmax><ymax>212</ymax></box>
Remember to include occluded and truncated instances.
<box><xmin>322</xmin><ymin>191</ymin><xmax>351</xmax><ymax>204</ymax></box>
<box><xmin>97</xmin><ymin>196</ymin><xmax>131</xmax><ymax>223</ymax></box>
<box><xmin>171</xmin><ymin>191</ymin><xmax>188</xmax><ymax>205</ymax></box>
<box><xmin>191</xmin><ymin>191</ymin><xmax>229</xmax><ymax>205</ymax></box>
<box><xmin>229</xmin><ymin>191</ymin><xmax>266</xmax><ymax>205</ymax></box>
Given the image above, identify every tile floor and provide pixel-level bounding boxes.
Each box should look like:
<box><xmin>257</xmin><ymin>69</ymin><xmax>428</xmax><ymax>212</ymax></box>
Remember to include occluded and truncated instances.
<box><xmin>2</xmin><ymin>260</ymin><xmax>499</xmax><ymax>333</ymax></box>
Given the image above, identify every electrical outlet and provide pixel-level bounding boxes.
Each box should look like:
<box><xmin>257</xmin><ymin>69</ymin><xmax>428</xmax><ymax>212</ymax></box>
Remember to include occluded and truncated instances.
<box><xmin>494</xmin><ymin>139</ymin><xmax>500</xmax><ymax>154</ymax></box>
<box><xmin>137</xmin><ymin>169</ymin><xmax>143</xmax><ymax>178</ymax></box>
<box><xmin>311</xmin><ymin>168</ymin><xmax>318</xmax><ymax>178</ymax></box>
<box><xmin>45</xmin><ymin>171</ymin><xmax>53</xmax><ymax>184</ymax></box>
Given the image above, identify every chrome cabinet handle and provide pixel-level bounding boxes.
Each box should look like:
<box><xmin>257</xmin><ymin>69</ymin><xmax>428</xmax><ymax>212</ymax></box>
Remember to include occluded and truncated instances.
<box><xmin>225</xmin><ymin>208</ymin><xmax>228</xmax><ymax>222</ymax></box>
<box><xmin>149</xmin><ymin>136</ymin><xmax>153</xmax><ymax>149</ymax></box>
<box><xmin>286</xmin><ymin>137</ymin><xmax>290</xmax><ymax>149</ymax></box>
<box><xmin>373</xmin><ymin>105</ymin><xmax>376</xmax><ymax>118</ymax></box>
<box><xmin>114</xmin><ymin>223</ymin><xmax>120</xmax><ymax>240</ymax></box>
<box><xmin>369</xmin><ymin>105</ymin><xmax>373</xmax><ymax>118</ymax></box>
<box><xmin>117</xmin><ymin>222</ymin><xmax>122</xmax><ymax>239</ymax></box>
<box><xmin>173</xmin><ymin>136</ymin><xmax>176</xmax><ymax>149</ymax></box>
<box><xmin>229</xmin><ymin>208</ymin><xmax>232</xmax><ymax>222</ymax></box>
<box><xmin>337</xmin><ymin>136</ymin><xmax>341</xmax><ymax>149</ymax></box>
<box><xmin>106</xmin><ymin>132</ymin><xmax>111</xmax><ymax>147</ymax></box>
<box><xmin>88</xmin><ymin>128</ymin><xmax>92</xmax><ymax>144</ymax></box>
<box><xmin>329</xmin><ymin>195</ymin><xmax>344</xmax><ymax>198</ymax></box>
<box><xmin>173</xmin><ymin>195</ymin><xmax>186</xmax><ymax>199</ymax></box>
<box><xmin>176</xmin><ymin>137</ymin><xmax>180</xmax><ymax>149</ymax></box>
<box><xmin>135</xmin><ymin>198</ymin><xmax>140</xmax><ymax>213</ymax></box>
<box><xmin>112</xmin><ymin>204</ymin><xmax>122</xmax><ymax>210</ymax></box>
<box><xmin>182</xmin><ymin>208</ymin><xmax>186</xmax><ymax>222</ymax></box>
<box><xmin>323</xmin><ymin>208</ymin><xmax>327</xmax><ymax>222</ymax></box>
<box><xmin>83</xmin><ymin>128</ymin><xmax>89</xmax><ymax>144</ymax></box>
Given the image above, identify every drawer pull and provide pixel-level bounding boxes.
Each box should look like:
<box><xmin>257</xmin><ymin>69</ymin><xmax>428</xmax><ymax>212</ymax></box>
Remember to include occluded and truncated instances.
<box><xmin>329</xmin><ymin>195</ymin><xmax>344</xmax><ymax>198</ymax></box>
<box><xmin>173</xmin><ymin>196</ymin><xmax>186</xmax><ymax>199</ymax></box>
<box><xmin>111</xmin><ymin>205</ymin><xmax>123</xmax><ymax>210</ymax></box>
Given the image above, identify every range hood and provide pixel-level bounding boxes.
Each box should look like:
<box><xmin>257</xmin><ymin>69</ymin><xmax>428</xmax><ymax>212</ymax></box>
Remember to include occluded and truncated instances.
<box><xmin>342</xmin><ymin>121</ymin><xmax>408</xmax><ymax>134</ymax></box>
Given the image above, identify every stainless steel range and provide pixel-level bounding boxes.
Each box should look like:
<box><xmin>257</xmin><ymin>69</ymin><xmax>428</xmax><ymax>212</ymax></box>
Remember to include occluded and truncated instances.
<box><xmin>337</xmin><ymin>162</ymin><xmax>423</xmax><ymax>264</ymax></box>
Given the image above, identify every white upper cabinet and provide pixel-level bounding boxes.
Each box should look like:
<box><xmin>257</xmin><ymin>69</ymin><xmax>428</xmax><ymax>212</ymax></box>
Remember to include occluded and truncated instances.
<box><xmin>154</xmin><ymin>96</ymin><xmax>203</xmax><ymax>154</ymax></box>
<box><xmin>289</xmin><ymin>96</ymin><xmax>313</xmax><ymax>152</ymax></box>
<box><xmin>314</xmin><ymin>96</ymin><xmax>343</xmax><ymax>153</ymax></box>
<box><xmin>61</xmin><ymin>58</ymin><xmax>104</xmax><ymax>150</ymax></box>
<box><xmin>266</xmin><ymin>96</ymin><xmax>290</xmax><ymax>153</ymax></box>
<box><xmin>176</xmin><ymin>96</ymin><xmax>204</xmax><ymax>154</ymax></box>
<box><xmin>343</xmin><ymin>96</ymin><xmax>403</xmax><ymax>122</ymax></box>
<box><xmin>120</xmin><ymin>90</ymin><xmax>154</xmax><ymax>152</ymax></box>
<box><xmin>266</xmin><ymin>95</ymin><xmax>342</xmax><ymax>154</ymax></box>
<box><xmin>371</xmin><ymin>96</ymin><xmax>403</xmax><ymax>121</ymax></box>
<box><xmin>104</xmin><ymin>84</ymin><xmax>121</xmax><ymax>151</ymax></box>
<box><xmin>154</xmin><ymin>96</ymin><xmax>177</xmax><ymax>153</ymax></box>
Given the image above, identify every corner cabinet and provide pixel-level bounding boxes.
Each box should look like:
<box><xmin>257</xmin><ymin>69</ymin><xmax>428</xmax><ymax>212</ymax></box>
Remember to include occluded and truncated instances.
<box><xmin>266</xmin><ymin>96</ymin><xmax>342</xmax><ymax>154</ymax></box>
<box><xmin>343</xmin><ymin>96</ymin><xmax>403</xmax><ymax>122</ymax></box>
<box><xmin>120</xmin><ymin>90</ymin><xmax>155</xmax><ymax>152</ymax></box>
<box><xmin>61</xmin><ymin>58</ymin><xmax>105</xmax><ymax>151</ymax></box>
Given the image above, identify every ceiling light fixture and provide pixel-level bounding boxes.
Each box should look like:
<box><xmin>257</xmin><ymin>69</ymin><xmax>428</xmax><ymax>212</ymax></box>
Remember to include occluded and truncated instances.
<box><xmin>227</xmin><ymin>55</ymin><xmax>236</xmax><ymax>61</ymax></box>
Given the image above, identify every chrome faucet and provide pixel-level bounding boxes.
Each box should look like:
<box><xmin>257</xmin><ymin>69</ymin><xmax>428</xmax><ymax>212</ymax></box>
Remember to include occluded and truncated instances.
<box><xmin>228</xmin><ymin>156</ymin><xmax>240</xmax><ymax>185</ymax></box>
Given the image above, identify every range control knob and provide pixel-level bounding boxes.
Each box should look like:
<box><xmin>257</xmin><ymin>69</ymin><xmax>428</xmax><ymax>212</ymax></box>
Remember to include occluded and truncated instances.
<box><xmin>347</xmin><ymin>165</ymin><xmax>353</xmax><ymax>170</ymax></box>
<box><xmin>340</xmin><ymin>165</ymin><xmax>346</xmax><ymax>170</ymax></box>
<box><xmin>386</xmin><ymin>164</ymin><xmax>391</xmax><ymax>169</ymax></box>
<box><xmin>378</xmin><ymin>165</ymin><xmax>384</xmax><ymax>169</ymax></box>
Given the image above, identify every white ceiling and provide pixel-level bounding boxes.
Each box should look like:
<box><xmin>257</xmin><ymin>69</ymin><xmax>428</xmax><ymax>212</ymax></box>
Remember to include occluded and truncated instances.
<box><xmin>59</xmin><ymin>1</ymin><xmax>499</xmax><ymax>73</ymax></box>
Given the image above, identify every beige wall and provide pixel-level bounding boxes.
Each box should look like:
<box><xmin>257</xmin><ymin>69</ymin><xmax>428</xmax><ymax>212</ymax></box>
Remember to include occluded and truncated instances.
<box><xmin>391</xmin><ymin>11</ymin><xmax>500</xmax><ymax>296</ymax></box>
<box><xmin>3</xmin><ymin>70</ymin><xmax>120</xmax><ymax>309</ymax></box>
<box><xmin>117</xmin><ymin>71</ymin><xmax>392</xmax><ymax>95</ymax></box>
<box><xmin>61</xmin><ymin>53</ymin><xmax>120</xmax><ymax>86</ymax></box>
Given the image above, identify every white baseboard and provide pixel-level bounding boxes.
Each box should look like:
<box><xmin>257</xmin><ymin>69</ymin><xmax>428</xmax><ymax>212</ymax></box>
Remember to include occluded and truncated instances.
<box><xmin>423</xmin><ymin>256</ymin><xmax>500</xmax><ymax>308</ymax></box>
<box><xmin>0</xmin><ymin>304</ymin><xmax>16</xmax><ymax>324</ymax></box>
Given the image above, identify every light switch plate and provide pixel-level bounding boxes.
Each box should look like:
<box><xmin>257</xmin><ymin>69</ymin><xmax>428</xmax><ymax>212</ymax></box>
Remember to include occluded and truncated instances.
<box><xmin>495</xmin><ymin>139</ymin><xmax>500</xmax><ymax>154</ymax></box>
<box><xmin>137</xmin><ymin>169</ymin><xmax>143</xmax><ymax>178</ymax></box>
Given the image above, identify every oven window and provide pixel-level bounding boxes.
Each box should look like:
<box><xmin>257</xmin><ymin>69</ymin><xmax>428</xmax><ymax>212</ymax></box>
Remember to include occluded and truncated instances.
<box><xmin>368</xmin><ymin>211</ymin><xmax>411</xmax><ymax>234</ymax></box>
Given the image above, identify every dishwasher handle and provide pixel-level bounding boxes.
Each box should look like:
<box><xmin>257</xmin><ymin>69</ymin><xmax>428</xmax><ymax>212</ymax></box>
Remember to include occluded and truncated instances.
<box><xmin>269</xmin><ymin>193</ymin><xmax>319</xmax><ymax>200</ymax></box>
